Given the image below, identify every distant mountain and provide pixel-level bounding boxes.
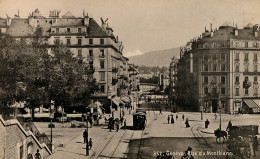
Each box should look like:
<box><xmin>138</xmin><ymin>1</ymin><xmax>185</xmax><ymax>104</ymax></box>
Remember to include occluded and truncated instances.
<box><xmin>128</xmin><ymin>47</ymin><xmax>180</xmax><ymax>67</ymax></box>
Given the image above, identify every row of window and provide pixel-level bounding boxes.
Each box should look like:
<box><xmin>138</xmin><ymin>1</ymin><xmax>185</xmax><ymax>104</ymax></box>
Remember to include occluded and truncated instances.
<box><xmin>77</xmin><ymin>49</ymin><xmax>105</xmax><ymax>57</ymax></box>
<box><xmin>235</xmin><ymin>76</ymin><xmax>258</xmax><ymax>83</ymax></box>
<box><xmin>54</xmin><ymin>38</ymin><xmax>105</xmax><ymax>45</ymax></box>
<box><xmin>232</xmin><ymin>41</ymin><xmax>260</xmax><ymax>48</ymax></box>
<box><xmin>203</xmin><ymin>53</ymin><xmax>226</xmax><ymax>61</ymax></box>
<box><xmin>235</xmin><ymin>52</ymin><xmax>258</xmax><ymax>61</ymax></box>
<box><xmin>204</xmin><ymin>87</ymin><xmax>257</xmax><ymax>96</ymax></box>
<box><xmin>234</xmin><ymin>87</ymin><xmax>258</xmax><ymax>96</ymax></box>
<box><xmin>204</xmin><ymin>87</ymin><xmax>226</xmax><ymax>95</ymax></box>
<box><xmin>234</xmin><ymin>64</ymin><xmax>258</xmax><ymax>72</ymax></box>
<box><xmin>203</xmin><ymin>63</ymin><xmax>226</xmax><ymax>71</ymax></box>
<box><xmin>55</xmin><ymin>27</ymin><xmax>83</xmax><ymax>34</ymax></box>
<box><xmin>203</xmin><ymin>76</ymin><xmax>226</xmax><ymax>84</ymax></box>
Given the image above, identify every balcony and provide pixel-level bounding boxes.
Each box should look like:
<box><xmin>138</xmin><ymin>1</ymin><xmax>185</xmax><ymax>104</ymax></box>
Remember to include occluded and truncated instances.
<box><xmin>253</xmin><ymin>59</ymin><xmax>258</xmax><ymax>63</ymax></box>
<box><xmin>112</xmin><ymin>67</ymin><xmax>118</xmax><ymax>72</ymax></box>
<box><xmin>243</xmin><ymin>80</ymin><xmax>251</xmax><ymax>88</ymax></box>
<box><xmin>244</xmin><ymin>59</ymin><xmax>249</xmax><ymax>63</ymax></box>
<box><xmin>112</xmin><ymin>78</ymin><xmax>118</xmax><ymax>85</ymax></box>
<box><xmin>99</xmin><ymin>55</ymin><xmax>105</xmax><ymax>58</ymax></box>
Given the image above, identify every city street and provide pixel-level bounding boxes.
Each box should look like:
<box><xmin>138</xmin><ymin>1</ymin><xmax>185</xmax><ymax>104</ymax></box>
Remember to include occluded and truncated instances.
<box><xmin>38</xmin><ymin>100</ymin><xmax>260</xmax><ymax>159</ymax></box>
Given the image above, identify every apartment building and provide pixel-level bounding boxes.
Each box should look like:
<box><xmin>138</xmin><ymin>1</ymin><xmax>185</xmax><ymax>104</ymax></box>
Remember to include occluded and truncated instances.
<box><xmin>176</xmin><ymin>23</ymin><xmax>260</xmax><ymax>113</ymax></box>
<box><xmin>0</xmin><ymin>9</ymin><xmax>136</xmax><ymax>112</ymax></box>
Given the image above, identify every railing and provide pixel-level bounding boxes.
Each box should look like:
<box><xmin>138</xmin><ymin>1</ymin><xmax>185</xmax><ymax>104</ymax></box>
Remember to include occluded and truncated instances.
<box><xmin>112</xmin><ymin>78</ymin><xmax>118</xmax><ymax>85</ymax></box>
<box><xmin>112</xmin><ymin>67</ymin><xmax>118</xmax><ymax>72</ymax></box>
<box><xmin>18</xmin><ymin>118</ymin><xmax>52</xmax><ymax>152</ymax></box>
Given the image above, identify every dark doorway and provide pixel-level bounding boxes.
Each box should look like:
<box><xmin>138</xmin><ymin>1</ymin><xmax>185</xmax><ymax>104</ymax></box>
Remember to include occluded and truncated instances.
<box><xmin>212</xmin><ymin>99</ymin><xmax>218</xmax><ymax>113</ymax></box>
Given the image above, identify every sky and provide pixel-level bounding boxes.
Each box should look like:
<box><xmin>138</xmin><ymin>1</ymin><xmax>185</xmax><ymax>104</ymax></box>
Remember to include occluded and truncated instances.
<box><xmin>1</xmin><ymin>0</ymin><xmax>260</xmax><ymax>57</ymax></box>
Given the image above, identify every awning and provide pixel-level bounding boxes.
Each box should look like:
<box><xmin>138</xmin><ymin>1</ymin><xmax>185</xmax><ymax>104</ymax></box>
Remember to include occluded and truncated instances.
<box><xmin>112</xmin><ymin>96</ymin><xmax>121</xmax><ymax>106</ymax></box>
<box><xmin>243</xmin><ymin>99</ymin><xmax>260</xmax><ymax>108</ymax></box>
<box><xmin>121</xmin><ymin>96</ymin><xmax>130</xmax><ymax>103</ymax></box>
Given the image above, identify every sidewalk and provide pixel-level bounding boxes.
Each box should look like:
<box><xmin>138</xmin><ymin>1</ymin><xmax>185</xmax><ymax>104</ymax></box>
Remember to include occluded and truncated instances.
<box><xmin>47</xmin><ymin>107</ymin><xmax>139</xmax><ymax>159</ymax></box>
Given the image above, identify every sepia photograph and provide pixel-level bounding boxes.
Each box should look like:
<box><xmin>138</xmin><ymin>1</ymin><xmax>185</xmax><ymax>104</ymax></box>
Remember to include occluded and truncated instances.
<box><xmin>0</xmin><ymin>0</ymin><xmax>260</xmax><ymax>158</ymax></box>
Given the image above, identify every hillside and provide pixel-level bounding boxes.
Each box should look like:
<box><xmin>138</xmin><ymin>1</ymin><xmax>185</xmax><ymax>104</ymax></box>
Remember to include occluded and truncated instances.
<box><xmin>128</xmin><ymin>47</ymin><xmax>180</xmax><ymax>67</ymax></box>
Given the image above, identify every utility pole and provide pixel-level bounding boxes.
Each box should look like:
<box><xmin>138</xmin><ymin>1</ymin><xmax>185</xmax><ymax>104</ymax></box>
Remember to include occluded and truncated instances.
<box><xmin>86</xmin><ymin>117</ymin><xmax>89</xmax><ymax>156</ymax></box>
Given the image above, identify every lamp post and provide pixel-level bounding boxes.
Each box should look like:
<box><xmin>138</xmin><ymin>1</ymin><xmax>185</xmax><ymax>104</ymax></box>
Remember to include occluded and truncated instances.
<box><xmin>86</xmin><ymin>116</ymin><xmax>89</xmax><ymax>156</ymax></box>
<box><xmin>49</xmin><ymin>102</ymin><xmax>55</xmax><ymax>152</ymax></box>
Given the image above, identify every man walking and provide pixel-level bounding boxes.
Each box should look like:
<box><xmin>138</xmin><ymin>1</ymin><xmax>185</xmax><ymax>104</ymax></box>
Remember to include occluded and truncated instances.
<box><xmin>34</xmin><ymin>149</ymin><xmax>42</xmax><ymax>159</ymax></box>
<box><xmin>89</xmin><ymin>138</ymin><xmax>93</xmax><ymax>150</ymax></box>
<box><xmin>182</xmin><ymin>114</ymin><xmax>185</xmax><ymax>121</ymax></box>
<box><xmin>159</xmin><ymin>108</ymin><xmax>163</xmax><ymax>115</ymax></box>
<box><xmin>167</xmin><ymin>115</ymin><xmax>170</xmax><ymax>124</ymax></box>
<box><xmin>83</xmin><ymin>129</ymin><xmax>88</xmax><ymax>143</ymax></box>
<box><xmin>124</xmin><ymin>119</ymin><xmax>127</xmax><ymax>130</ymax></box>
<box><xmin>253</xmin><ymin>136</ymin><xmax>259</xmax><ymax>157</ymax></box>
<box><xmin>205</xmin><ymin>119</ymin><xmax>210</xmax><ymax>128</ymax></box>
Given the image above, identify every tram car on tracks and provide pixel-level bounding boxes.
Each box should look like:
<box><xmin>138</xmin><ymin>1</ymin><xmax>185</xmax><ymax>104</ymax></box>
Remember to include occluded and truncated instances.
<box><xmin>133</xmin><ymin>111</ymin><xmax>147</xmax><ymax>130</ymax></box>
<box><xmin>226</xmin><ymin>125</ymin><xmax>258</xmax><ymax>159</ymax></box>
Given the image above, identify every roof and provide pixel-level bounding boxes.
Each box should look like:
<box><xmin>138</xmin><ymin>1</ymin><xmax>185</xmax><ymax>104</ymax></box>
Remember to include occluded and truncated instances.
<box><xmin>61</xmin><ymin>11</ymin><xmax>76</xmax><ymax>18</ymax></box>
<box><xmin>5</xmin><ymin>16</ymin><xmax>109</xmax><ymax>37</ymax></box>
<box><xmin>87</xmin><ymin>18</ymin><xmax>109</xmax><ymax>37</ymax></box>
<box><xmin>0</xmin><ymin>19</ymin><xmax>6</xmax><ymax>28</ymax></box>
<box><xmin>199</xmin><ymin>26</ymin><xmax>260</xmax><ymax>41</ymax></box>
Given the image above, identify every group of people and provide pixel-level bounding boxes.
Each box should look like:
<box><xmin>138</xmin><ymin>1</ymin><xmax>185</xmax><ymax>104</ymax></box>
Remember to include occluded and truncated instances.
<box><xmin>166</xmin><ymin>113</ymin><xmax>191</xmax><ymax>128</ymax></box>
<box><xmin>83</xmin><ymin>129</ymin><xmax>93</xmax><ymax>150</ymax></box>
<box><xmin>107</xmin><ymin>115</ymin><xmax>127</xmax><ymax>132</ymax></box>
<box><xmin>167</xmin><ymin>113</ymin><xmax>179</xmax><ymax>124</ymax></box>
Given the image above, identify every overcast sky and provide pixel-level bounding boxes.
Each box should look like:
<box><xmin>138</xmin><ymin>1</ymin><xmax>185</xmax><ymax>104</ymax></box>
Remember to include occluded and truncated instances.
<box><xmin>1</xmin><ymin>0</ymin><xmax>260</xmax><ymax>57</ymax></box>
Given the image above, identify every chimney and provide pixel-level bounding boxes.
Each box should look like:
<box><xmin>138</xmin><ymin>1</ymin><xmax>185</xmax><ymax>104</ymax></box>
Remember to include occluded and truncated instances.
<box><xmin>234</xmin><ymin>29</ymin><xmax>238</xmax><ymax>36</ymax></box>
<box><xmin>210</xmin><ymin>31</ymin><xmax>214</xmax><ymax>37</ymax></box>
<box><xmin>6</xmin><ymin>14</ymin><xmax>11</xmax><ymax>26</ymax></box>
<box><xmin>254</xmin><ymin>31</ymin><xmax>258</xmax><ymax>37</ymax></box>
<box><xmin>84</xmin><ymin>13</ymin><xmax>89</xmax><ymax>26</ymax></box>
<box><xmin>190</xmin><ymin>53</ymin><xmax>193</xmax><ymax>73</ymax></box>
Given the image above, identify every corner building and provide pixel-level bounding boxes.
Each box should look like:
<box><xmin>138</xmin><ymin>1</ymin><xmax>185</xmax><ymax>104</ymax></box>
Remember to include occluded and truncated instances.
<box><xmin>178</xmin><ymin>23</ymin><xmax>260</xmax><ymax>114</ymax></box>
<box><xmin>0</xmin><ymin>9</ymin><xmax>133</xmax><ymax>112</ymax></box>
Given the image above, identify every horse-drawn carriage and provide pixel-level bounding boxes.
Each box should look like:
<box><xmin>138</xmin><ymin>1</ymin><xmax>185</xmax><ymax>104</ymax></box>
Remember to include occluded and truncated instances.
<box><xmin>226</xmin><ymin>125</ymin><xmax>259</xmax><ymax>159</ymax></box>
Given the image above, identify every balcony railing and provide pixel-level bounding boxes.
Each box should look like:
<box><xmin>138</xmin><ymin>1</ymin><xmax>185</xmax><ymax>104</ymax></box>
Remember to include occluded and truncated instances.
<box><xmin>112</xmin><ymin>67</ymin><xmax>118</xmax><ymax>72</ymax></box>
<box><xmin>112</xmin><ymin>78</ymin><xmax>118</xmax><ymax>85</ymax></box>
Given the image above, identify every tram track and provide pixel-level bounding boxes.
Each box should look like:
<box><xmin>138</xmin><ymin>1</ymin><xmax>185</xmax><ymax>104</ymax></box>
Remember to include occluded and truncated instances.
<box><xmin>191</xmin><ymin>124</ymin><xmax>219</xmax><ymax>159</ymax></box>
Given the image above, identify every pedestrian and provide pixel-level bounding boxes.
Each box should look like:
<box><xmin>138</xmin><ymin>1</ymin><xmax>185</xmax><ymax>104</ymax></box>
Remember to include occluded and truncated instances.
<box><xmin>34</xmin><ymin>149</ymin><xmax>42</xmax><ymax>159</ymax></box>
<box><xmin>89</xmin><ymin>117</ymin><xmax>93</xmax><ymax>128</ymax></box>
<box><xmin>214</xmin><ymin>113</ymin><xmax>217</xmax><ymax>120</ymax></box>
<box><xmin>176</xmin><ymin>113</ymin><xmax>178</xmax><ymax>120</ymax></box>
<box><xmin>89</xmin><ymin>138</ymin><xmax>93</xmax><ymax>150</ymax></box>
<box><xmin>205</xmin><ymin>119</ymin><xmax>210</xmax><ymax>128</ymax></box>
<box><xmin>120</xmin><ymin>117</ymin><xmax>124</xmax><ymax>126</ymax></box>
<box><xmin>182</xmin><ymin>114</ymin><xmax>185</xmax><ymax>121</ymax></box>
<box><xmin>171</xmin><ymin>115</ymin><xmax>174</xmax><ymax>124</ymax></box>
<box><xmin>83</xmin><ymin>129</ymin><xmax>88</xmax><ymax>143</ymax></box>
<box><xmin>116</xmin><ymin>122</ymin><xmax>119</xmax><ymax>132</ymax></box>
<box><xmin>185</xmin><ymin>118</ymin><xmax>190</xmax><ymax>128</ymax></box>
<box><xmin>167</xmin><ymin>115</ymin><xmax>170</xmax><ymax>124</ymax></box>
<box><xmin>159</xmin><ymin>108</ymin><xmax>163</xmax><ymax>115</ymax></box>
<box><xmin>226</xmin><ymin>120</ymin><xmax>232</xmax><ymax>131</ymax></box>
<box><xmin>122</xmin><ymin>110</ymin><xmax>125</xmax><ymax>117</ymax></box>
<box><xmin>124</xmin><ymin>119</ymin><xmax>127</xmax><ymax>130</ymax></box>
<box><xmin>253</xmin><ymin>136</ymin><xmax>259</xmax><ymax>157</ymax></box>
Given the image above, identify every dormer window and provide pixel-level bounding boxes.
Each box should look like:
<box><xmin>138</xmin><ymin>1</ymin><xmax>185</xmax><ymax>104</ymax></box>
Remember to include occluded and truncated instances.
<box><xmin>67</xmin><ymin>28</ymin><xmax>70</xmax><ymax>33</ymax></box>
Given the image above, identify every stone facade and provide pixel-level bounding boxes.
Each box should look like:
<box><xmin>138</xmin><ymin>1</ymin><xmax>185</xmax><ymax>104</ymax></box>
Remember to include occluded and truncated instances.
<box><xmin>176</xmin><ymin>23</ymin><xmax>260</xmax><ymax>113</ymax></box>
<box><xmin>0</xmin><ymin>116</ymin><xmax>51</xmax><ymax>159</ymax></box>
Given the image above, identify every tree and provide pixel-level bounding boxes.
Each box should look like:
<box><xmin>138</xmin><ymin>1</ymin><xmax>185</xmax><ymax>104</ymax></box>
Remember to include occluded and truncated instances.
<box><xmin>0</xmin><ymin>29</ymin><xmax>98</xmax><ymax>120</ymax></box>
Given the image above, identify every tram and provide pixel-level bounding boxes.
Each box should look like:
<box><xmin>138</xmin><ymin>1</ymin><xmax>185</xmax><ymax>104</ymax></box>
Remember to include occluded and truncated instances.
<box><xmin>133</xmin><ymin>112</ymin><xmax>146</xmax><ymax>130</ymax></box>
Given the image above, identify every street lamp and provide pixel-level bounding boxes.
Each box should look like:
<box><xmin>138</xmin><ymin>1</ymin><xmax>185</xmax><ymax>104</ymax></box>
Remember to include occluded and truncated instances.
<box><xmin>86</xmin><ymin>115</ymin><xmax>89</xmax><ymax>156</ymax></box>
